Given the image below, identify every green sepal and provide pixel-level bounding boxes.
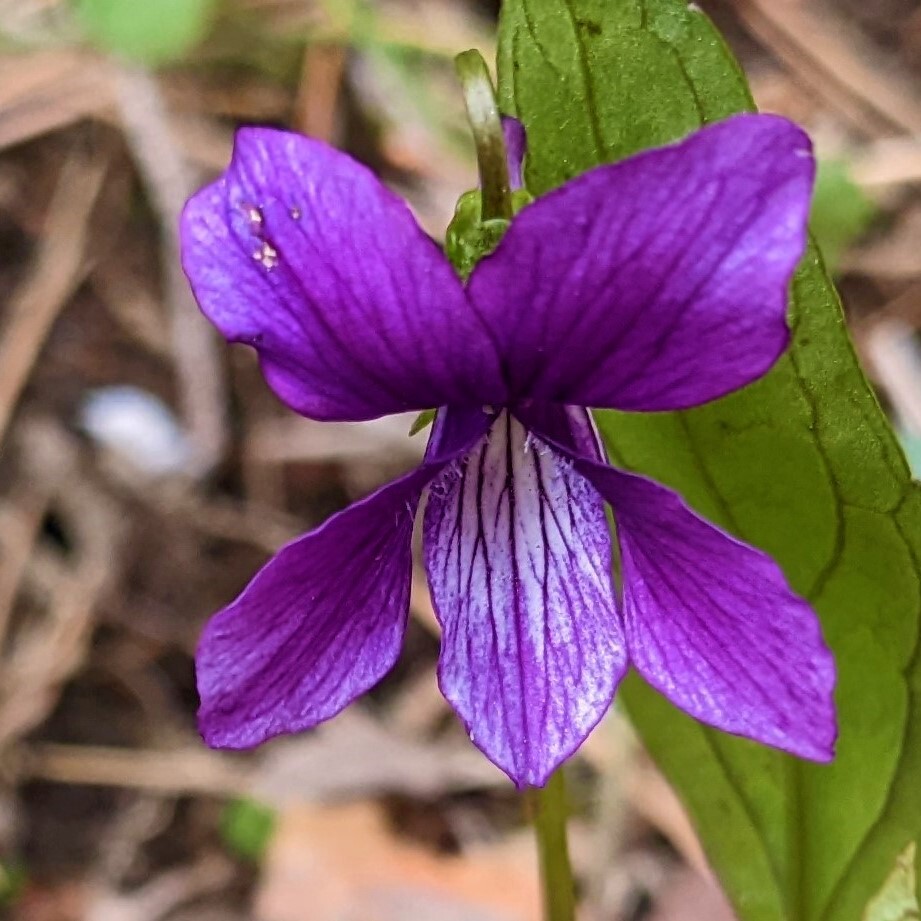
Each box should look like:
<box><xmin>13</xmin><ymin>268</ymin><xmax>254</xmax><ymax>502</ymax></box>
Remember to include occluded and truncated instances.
<box><xmin>445</xmin><ymin>188</ymin><xmax>533</xmax><ymax>280</ymax></box>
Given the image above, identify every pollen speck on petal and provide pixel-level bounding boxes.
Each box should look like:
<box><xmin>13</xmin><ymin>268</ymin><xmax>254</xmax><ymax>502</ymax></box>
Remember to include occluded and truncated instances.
<box><xmin>251</xmin><ymin>242</ymin><xmax>278</xmax><ymax>270</ymax></box>
<box><xmin>239</xmin><ymin>202</ymin><xmax>264</xmax><ymax>229</ymax></box>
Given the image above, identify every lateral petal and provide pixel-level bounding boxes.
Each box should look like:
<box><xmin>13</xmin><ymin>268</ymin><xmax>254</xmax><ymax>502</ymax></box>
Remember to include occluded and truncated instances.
<box><xmin>518</xmin><ymin>407</ymin><xmax>837</xmax><ymax>762</ymax></box>
<box><xmin>424</xmin><ymin>410</ymin><xmax>627</xmax><ymax>787</ymax></box>
<box><xmin>601</xmin><ymin>468</ymin><xmax>836</xmax><ymax>759</ymax></box>
<box><xmin>197</xmin><ymin>408</ymin><xmax>489</xmax><ymax>748</ymax></box>
<box><xmin>467</xmin><ymin>115</ymin><xmax>813</xmax><ymax>410</ymax></box>
<box><xmin>181</xmin><ymin>127</ymin><xmax>503</xmax><ymax>422</ymax></box>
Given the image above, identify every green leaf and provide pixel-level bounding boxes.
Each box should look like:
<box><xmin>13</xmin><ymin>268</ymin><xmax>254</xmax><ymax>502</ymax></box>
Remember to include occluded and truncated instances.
<box><xmin>811</xmin><ymin>160</ymin><xmax>876</xmax><ymax>273</ymax></box>
<box><xmin>75</xmin><ymin>0</ymin><xmax>218</xmax><ymax>64</ymax></box>
<box><xmin>498</xmin><ymin>2</ymin><xmax>921</xmax><ymax>920</ymax></box>
<box><xmin>220</xmin><ymin>797</ymin><xmax>277</xmax><ymax>862</ymax></box>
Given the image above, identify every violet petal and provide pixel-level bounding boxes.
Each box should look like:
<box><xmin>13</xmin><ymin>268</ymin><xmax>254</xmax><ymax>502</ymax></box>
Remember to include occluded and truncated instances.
<box><xmin>197</xmin><ymin>408</ymin><xmax>489</xmax><ymax>748</ymax></box>
<box><xmin>519</xmin><ymin>404</ymin><xmax>836</xmax><ymax>760</ymax></box>
<box><xmin>598</xmin><ymin>467</ymin><xmax>836</xmax><ymax>759</ymax></box>
<box><xmin>424</xmin><ymin>408</ymin><xmax>627</xmax><ymax>787</ymax></box>
<box><xmin>468</xmin><ymin>114</ymin><xmax>814</xmax><ymax>410</ymax></box>
<box><xmin>181</xmin><ymin>127</ymin><xmax>504</xmax><ymax>422</ymax></box>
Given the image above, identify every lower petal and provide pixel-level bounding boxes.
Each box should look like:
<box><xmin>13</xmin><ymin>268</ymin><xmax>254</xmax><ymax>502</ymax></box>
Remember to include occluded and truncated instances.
<box><xmin>198</xmin><ymin>409</ymin><xmax>489</xmax><ymax>748</ymax></box>
<box><xmin>580</xmin><ymin>464</ymin><xmax>836</xmax><ymax>760</ymax></box>
<box><xmin>424</xmin><ymin>412</ymin><xmax>627</xmax><ymax>787</ymax></box>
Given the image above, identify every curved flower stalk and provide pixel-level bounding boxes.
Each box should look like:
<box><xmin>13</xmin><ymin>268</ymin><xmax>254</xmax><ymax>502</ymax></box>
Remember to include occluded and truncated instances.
<box><xmin>180</xmin><ymin>113</ymin><xmax>836</xmax><ymax>788</ymax></box>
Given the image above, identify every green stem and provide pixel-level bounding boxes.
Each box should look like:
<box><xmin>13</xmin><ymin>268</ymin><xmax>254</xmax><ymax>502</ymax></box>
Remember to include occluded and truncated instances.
<box><xmin>530</xmin><ymin>768</ymin><xmax>577</xmax><ymax>921</ymax></box>
<box><xmin>454</xmin><ymin>48</ymin><xmax>512</xmax><ymax>221</ymax></box>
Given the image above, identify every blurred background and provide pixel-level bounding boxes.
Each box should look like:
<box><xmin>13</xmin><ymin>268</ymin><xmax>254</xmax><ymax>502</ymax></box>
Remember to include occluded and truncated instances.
<box><xmin>0</xmin><ymin>1</ymin><xmax>920</xmax><ymax>919</ymax></box>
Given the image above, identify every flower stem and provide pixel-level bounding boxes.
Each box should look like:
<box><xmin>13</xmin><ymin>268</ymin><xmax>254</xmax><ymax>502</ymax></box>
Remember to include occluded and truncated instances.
<box><xmin>530</xmin><ymin>767</ymin><xmax>577</xmax><ymax>921</ymax></box>
<box><xmin>454</xmin><ymin>49</ymin><xmax>513</xmax><ymax>222</ymax></box>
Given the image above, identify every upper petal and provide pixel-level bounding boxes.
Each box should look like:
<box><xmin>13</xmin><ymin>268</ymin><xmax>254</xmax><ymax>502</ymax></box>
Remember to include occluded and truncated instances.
<box><xmin>197</xmin><ymin>408</ymin><xmax>488</xmax><ymax>748</ymax></box>
<box><xmin>181</xmin><ymin>127</ymin><xmax>504</xmax><ymax>422</ymax></box>
<box><xmin>467</xmin><ymin>115</ymin><xmax>813</xmax><ymax>410</ymax></box>
<box><xmin>424</xmin><ymin>409</ymin><xmax>627</xmax><ymax>787</ymax></box>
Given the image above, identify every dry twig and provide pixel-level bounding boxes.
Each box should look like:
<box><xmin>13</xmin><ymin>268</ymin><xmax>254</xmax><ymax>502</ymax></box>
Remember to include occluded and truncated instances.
<box><xmin>114</xmin><ymin>66</ymin><xmax>228</xmax><ymax>477</ymax></box>
<box><xmin>736</xmin><ymin>0</ymin><xmax>921</xmax><ymax>136</ymax></box>
<box><xmin>293</xmin><ymin>42</ymin><xmax>346</xmax><ymax>140</ymax></box>
<box><xmin>0</xmin><ymin>50</ymin><xmax>114</xmax><ymax>151</ymax></box>
<box><xmin>17</xmin><ymin>743</ymin><xmax>252</xmax><ymax>797</ymax></box>
<box><xmin>0</xmin><ymin>422</ymin><xmax>125</xmax><ymax>749</ymax></box>
<box><xmin>0</xmin><ymin>154</ymin><xmax>107</xmax><ymax>445</ymax></box>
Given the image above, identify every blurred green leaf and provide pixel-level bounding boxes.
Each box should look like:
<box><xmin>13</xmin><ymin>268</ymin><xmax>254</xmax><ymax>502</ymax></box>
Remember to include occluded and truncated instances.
<box><xmin>811</xmin><ymin>159</ymin><xmax>876</xmax><ymax>272</ymax></box>
<box><xmin>0</xmin><ymin>861</ymin><xmax>26</xmax><ymax>906</ymax></box>
<box><xmin>498</xmin><ymin>2</ymin><xmax>921</xmax><ymax>919</ymax></box>
<box><xmin>75</xmin><ymin>0</ymin><xmax>218</xmax><ymax>65</ymax></box>
<box><xmin>220</xmin><ymin>797</ymin><xmax>276</xmax><ymax>862</ymax></box>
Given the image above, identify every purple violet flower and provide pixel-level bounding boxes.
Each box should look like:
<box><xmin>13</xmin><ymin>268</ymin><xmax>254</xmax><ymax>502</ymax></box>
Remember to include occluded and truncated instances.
<box><xmin>180</xmin><ymin>113</ymin><xmax>837</xmax><ymax>787</ymax></box>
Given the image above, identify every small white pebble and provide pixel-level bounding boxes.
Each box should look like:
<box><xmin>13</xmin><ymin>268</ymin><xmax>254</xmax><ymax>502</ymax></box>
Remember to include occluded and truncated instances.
<box><xmin>80</xmin><ymin>386</ymin><xmax>191</xmax><ymax>476</ymax></box>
